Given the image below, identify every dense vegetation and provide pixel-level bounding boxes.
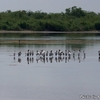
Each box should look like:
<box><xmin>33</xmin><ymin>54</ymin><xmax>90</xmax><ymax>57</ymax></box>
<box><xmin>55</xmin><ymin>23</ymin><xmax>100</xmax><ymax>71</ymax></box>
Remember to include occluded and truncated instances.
<box><xmin>0</xmin><ymin>6</ymin><xmax>100</xmax><ymax>31</ymax></box>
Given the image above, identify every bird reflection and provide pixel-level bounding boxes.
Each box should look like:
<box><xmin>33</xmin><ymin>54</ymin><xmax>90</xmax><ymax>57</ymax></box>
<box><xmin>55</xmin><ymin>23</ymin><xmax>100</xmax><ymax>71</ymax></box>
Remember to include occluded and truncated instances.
<box><xmin>13</xmin><ymin>57</ymin><xmax>16</xmax><ymax>61</ymax></box>
<box><xmin>78</xmin><ymin>56</ymin><xmax>81</xmax><ymax>63</ymax></box>
<box><xmin>58</xmin><ymin>57</ymin><xmax>61</xmax><ymax>62</ymax></box>
<box><xmin>32</xmin><ymin>57</ymin><xmax>34</xmax><ymax>63</ymax></box>
<box><xmin>46</xmin><ymin>57</ymin><xmax>48</xmax><ymax>62</ymax></box>
<box><xmin>36</xmin><ymin>58</ymin><xmax>39</xmax><ymax>63</ymax></box>
<box><xmin>27</xmin><ymin>57</ymin><xmax>34</xmax><ymax>64</ymax></box>
<box><xmin>73</xmin><ymin>55</ymin><xmax>75</xmax><ymax>61</ymax></box>
<box><xmin>58</xmin><ymin>57</ymin><xmax>64</xmax><ymax>62</ymax></box>
<box><xmin>98</xmin><ymin>57</ymin><xmax>100</xmax><ymax>62</ymax></box>
<box><xmin>41</xmin><ymin>57</ymin><xmax>45</xmax><ymax>63</ymax></box>
<box><xmin>18</xmin><ymin>58</ymin><xmax>21</xmax><ymax>63</ymax></box>
<box><xmin>49</xmin><ymin>57</ymin><xmax>53</xmax><ymax>63</ymax></box>
<box><xmin>65</xmin><ymin>57</ymin><xmax>67</xmax><ymax>63</ymax></box>
<box><xmin>68</xmin><ymin>56</ymin><xmax>71</xmax><ymax>62</ymax></box>
<box><xmin>55</xmin><ymin>57</ymin><xmax>57</xmax><ymax>62</ymax></box>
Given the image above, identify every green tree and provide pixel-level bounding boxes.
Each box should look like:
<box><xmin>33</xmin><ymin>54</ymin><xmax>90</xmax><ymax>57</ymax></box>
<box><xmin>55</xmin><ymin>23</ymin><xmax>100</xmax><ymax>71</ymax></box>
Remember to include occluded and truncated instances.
<box><xmin>95</xmin><ymin>22</ymin><xmax>100</xmax><ymax>30</ymax></box>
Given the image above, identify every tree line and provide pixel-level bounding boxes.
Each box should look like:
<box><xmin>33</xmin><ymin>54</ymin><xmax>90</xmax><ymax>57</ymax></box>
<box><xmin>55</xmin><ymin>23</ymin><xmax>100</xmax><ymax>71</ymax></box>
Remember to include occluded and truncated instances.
<box><xmin>0</xmin><ymin>6</ymin><xmax>100</xmax><ymax>31</ymax></box>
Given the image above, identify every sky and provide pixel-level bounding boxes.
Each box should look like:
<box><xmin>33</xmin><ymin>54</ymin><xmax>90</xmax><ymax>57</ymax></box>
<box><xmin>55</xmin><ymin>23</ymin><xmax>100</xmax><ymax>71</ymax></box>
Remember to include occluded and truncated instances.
<box><xmin>0</xmin><ymin>0</ymin><xmax>100</xmax><ymax>13</ymax></box>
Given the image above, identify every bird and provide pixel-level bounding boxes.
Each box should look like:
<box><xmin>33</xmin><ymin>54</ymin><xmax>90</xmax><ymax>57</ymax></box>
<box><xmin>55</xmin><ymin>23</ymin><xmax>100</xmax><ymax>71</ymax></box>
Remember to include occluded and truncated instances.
<box><xmin>18</xmin><ymin>51</ymin><xmax>21</xmax><ymax>57</ymax></box>
<box><xmin>36</xmin><ymin>50</ymin><xmax>40</xmax><ymax>56</ymax></box>
<box><xmin>49</xmin><ymin>50</ymin><xmax>53</xmax><ymax>57</ymax></box>
<box><xmin>58</xmin><ymin>50</ymin><xmax>63</xmax><ymax>57</ymax></box>
<box><xmin>73</xmin><ymin>50</ymin><xmax>75</xmax><ymax>57</ymax></box>
<box><xmin>78</xmin><ymin>50</ymin><xmax>81</xmax><ymax>57</ymax></box>
<box><xmin>55</xmin><ymin>50</ymin><xmax>58</xmax><ymax>56</ymax></box>
<box><xmin>25</xmin><ymin>50</ymin><xmax>30</xmax><ymax>57</ymax></box>
<box><xmin>98</xmin><ymin>50</ymin><xmax>100</xmax><ymax>57</ymax></box>
<box><xmin>13</xmin><ymin>52</ymin><xmax>16</xmax><ymax>56</ymax></box>
<box><xmin>40</xmin><ymin>50</ymin><xmax>45</xmax><ymax>57</ymax></box>
<box><xmin>65</xmin><ymin>50</ymin><xmax>67</xmax><ymax>56</ymax></box>
<box><xmin>31</xmin><ymin>50</ymin><xmax>34</xmax><ymax>56</ymax></box>
<box><xmin>68</xmin><ymin>50</ymin><xmax>71</xmax><ymax>57</ymax></box>
<box><xmin>83</xmin><ymin>50</ymin><xmax>86</xmax><ymax>60</ymax></box>
<box><xmin>46</xmin><ymin>51</ymin><xmax>48</xmax><ymax>56</ymax></box>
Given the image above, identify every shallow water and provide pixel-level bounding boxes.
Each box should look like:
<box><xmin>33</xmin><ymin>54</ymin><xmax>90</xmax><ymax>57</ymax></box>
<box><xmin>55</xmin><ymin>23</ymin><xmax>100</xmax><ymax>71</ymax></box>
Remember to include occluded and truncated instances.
<box><xmin>0</xmin><ymin>34</ymin><xmax>100</xmax><ymax>100</ymax></box>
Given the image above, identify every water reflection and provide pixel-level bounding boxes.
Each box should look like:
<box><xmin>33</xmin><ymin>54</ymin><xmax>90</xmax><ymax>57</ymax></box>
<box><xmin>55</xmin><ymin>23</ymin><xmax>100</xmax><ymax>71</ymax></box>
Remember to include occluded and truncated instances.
<box><xmin>0</xmin><ymin>34</ymin><xmax>100</xmax><ymax>100</ymax></box>
<box><xmin>98</xmin><ymin>57</ymin><xmax>100</xmax><ymax>62</ymax></box>
<box><xmin>18</xmin><ymin>58</ymin><xmax>21</xmax><ymax>63</ymax></box>
<box><xmin>13</xmin><ymin>49</ymin><xmax>86</xmax><ymax>64</ymax></box>
<box><xmin>27</xmin><ymin>57</ymin><xmax>34</xmax><ymax>64</ymax></box>
<box><xmin>13</xmin><ymin>56</ymin><xmax>86</xmax><ymax>64</ymax></box>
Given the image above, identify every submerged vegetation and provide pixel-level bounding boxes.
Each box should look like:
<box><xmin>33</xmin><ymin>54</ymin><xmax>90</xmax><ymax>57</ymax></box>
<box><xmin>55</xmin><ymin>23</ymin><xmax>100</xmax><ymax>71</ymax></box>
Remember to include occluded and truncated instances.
<box><xmin>0</xmin><ymin>6</ymin><xmax>100</xmax><ymax>31</ymax></box>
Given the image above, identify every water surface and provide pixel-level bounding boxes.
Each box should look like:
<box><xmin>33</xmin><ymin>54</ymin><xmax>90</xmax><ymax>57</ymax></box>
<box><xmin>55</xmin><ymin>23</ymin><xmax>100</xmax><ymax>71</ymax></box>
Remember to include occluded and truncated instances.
<box><xmin>0</xmin><ymin>33</ymin><xmax>100</xmax><ymax>100</ymax></box>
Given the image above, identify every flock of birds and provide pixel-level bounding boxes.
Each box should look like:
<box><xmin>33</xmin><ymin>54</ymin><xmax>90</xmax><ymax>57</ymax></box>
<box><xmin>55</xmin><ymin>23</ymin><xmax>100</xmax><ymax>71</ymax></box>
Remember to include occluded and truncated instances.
<box><xmin>13</xmin><ymin>49</ymin><xmax>87</xmax><ymax>64</ymax></box>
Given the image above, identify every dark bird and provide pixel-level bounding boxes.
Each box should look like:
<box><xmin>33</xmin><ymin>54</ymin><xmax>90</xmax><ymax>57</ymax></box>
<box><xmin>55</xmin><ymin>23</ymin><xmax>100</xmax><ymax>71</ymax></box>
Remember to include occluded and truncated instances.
<box><xmin>98</xmin><ymin>50</ymin><xmax>100</xmax><ymax>57</ymax></box>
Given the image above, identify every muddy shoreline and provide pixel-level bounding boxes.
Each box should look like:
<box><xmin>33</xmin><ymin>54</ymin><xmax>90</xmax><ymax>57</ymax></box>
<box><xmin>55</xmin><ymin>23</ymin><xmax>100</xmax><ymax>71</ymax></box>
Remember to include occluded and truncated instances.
<box><xmin>0</xmin><ymin>39</ymin><xmax>100</xmax><ymax>44</ymax></box>
<box><xmin>0</xmin><ymin>30</ymin><xmax>100</xmax><ymax>44</ymax></box>
<box><xmin>0</xmin><ymin>30</ymin><xmax>100</xmax><ymax>34</ymax></box>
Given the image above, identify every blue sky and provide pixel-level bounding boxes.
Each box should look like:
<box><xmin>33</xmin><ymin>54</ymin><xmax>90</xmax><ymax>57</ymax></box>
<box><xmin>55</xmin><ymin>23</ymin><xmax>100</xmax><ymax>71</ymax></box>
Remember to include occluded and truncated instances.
<box><xmin>0</xmin><ymin>0</ymin><xmax>100</xmax><ymax>13</ymax></box>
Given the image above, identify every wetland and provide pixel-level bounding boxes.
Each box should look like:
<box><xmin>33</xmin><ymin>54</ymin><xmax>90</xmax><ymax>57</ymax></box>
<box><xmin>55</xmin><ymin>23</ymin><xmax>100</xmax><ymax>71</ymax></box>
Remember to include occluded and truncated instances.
<box><xmin>0</xmin><ymin>33</ymin><xmax>100</xmax><ymax>100</ymax></box>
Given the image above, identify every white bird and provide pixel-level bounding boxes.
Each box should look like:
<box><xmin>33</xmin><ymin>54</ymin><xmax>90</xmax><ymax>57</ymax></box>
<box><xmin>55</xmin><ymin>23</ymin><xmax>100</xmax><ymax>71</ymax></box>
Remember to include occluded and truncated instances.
<box><xmin>68</xmin><ymin>50</ymin><xmax>71</xmax><ymax>57</ymax></box>
<box><xmin>49</xmin><ymin>50</ymin><xmax>53</xmax><ymax>57</ymax></box>
<box><xmin>36</xmin><ymin>50</ymin><xmax>40</xmax><ymax>56</ymax></box>
<box><xmin>40</xmin><ymin>50</ymin><xmax>45</xmax><ymax>57</ymax></box>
